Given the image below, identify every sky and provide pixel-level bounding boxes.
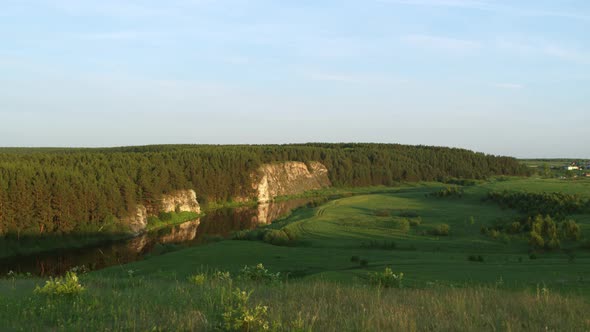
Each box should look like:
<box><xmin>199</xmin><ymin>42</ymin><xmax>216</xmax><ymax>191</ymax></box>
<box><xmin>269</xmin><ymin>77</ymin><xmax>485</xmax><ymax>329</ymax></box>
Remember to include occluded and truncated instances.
<box><xmin>0</xmin><ymin>0</ymin><xmax>589</xmax><ymax>158</ymax></box>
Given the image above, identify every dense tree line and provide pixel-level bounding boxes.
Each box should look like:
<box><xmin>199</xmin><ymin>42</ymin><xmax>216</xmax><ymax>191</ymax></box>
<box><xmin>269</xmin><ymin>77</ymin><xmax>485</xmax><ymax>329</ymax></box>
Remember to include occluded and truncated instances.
<box><xmin>484</xmin><ymin>191</ymin><xmax>587</xmax><ymax>250</ymax></box>
<box><xmin>0</xmin><ymin>144</ymin><xmax>528</xmax><ymax>237</ymax></box>
<box><xmin>486</xmin><ymin>190</ymin><xmax>589</xmax><ymax>218</ymax></box>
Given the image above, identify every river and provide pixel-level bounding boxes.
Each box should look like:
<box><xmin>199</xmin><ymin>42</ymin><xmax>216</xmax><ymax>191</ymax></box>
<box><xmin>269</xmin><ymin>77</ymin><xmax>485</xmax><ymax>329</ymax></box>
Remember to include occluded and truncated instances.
<box><xmin>0</xmin><ymin>198</ymin><xmax>315</xmax><ymax>276</ymax></box>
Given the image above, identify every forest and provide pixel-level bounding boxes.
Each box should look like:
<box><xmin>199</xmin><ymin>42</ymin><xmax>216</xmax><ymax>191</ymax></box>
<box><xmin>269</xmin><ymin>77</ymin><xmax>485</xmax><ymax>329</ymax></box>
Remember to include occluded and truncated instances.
<box><xmin>0</xmin><ymin>144</ymin><xmax>529</xmax><ymax>237</ymax></box>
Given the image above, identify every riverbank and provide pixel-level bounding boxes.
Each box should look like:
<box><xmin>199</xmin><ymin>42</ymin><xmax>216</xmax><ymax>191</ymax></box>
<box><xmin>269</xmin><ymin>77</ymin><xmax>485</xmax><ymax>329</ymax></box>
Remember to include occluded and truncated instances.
<box><xmin>2</xmin><ymin>178</ymin><xmax>589</xmax><ymax>330</ymax></box>
<box><xmin>0</xmin><ymin>211</ymin><xmax>201</xmax><ymax>260</ymax></box>
<box><xmin>0</xmin><ymin>185</ymin><xmax>411</xmax><ymax>261</ymax></box>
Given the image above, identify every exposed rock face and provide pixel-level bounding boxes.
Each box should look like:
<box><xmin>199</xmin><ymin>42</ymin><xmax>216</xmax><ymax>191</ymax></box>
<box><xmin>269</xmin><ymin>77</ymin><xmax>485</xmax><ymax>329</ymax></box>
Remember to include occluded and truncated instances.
<box><xmin>255</xmin><ymin>161</ymin><xmax>331</xmax><ymax>203</ymax></box>
<box><xmin>159</xmin><ymin>189</ymin><xmax>201</xmax><ymax>214</ymax></box>
<box><xmin>125</xmin><ymin>189</ymin><xmax>201</xmax><ymax>234</ymax></box>
<box><xmin>126</xmin><ymin>205</ymin><xmax>148</xmax><ymax>234</ymax></box>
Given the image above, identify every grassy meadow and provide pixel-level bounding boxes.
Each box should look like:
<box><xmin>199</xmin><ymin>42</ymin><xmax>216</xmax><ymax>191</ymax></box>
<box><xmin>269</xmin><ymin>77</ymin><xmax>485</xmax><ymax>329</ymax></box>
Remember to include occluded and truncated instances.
<box><xmin>1</xmin><ymin>177</ymin><xmax>590</xmax><ymax>330</ymax></box>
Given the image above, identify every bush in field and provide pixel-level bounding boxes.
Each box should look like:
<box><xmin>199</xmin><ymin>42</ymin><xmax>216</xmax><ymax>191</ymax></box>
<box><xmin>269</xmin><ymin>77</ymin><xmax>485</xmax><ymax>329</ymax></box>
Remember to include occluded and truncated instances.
<box><xmin>529</xmin><ymin>232</ymin><xmax>545</xmax><ymax>248</ymax></box>
<box><xmin>188</xmin><ymin>273</ymin><xmax>206</xmax><ymax>286</ymax></box>
<box><xmin>561</xmin><ymin>220</ymin><xmax>581</xmax><ymax>241</ymax></box>
<box><xmin>262</xmin><ymin>229</ymin><xmax>293</xmax><ymax>246</ymax></box>
<box><xmin>488</xmin><ymin>229</ymin><xmax>501</xmax><ymax>239</ymax></box>
<box><xmin>486</xmin><ymin>190</ymin><xmax>588</xmax><ymax>217</ymax></box>
<box><xmin>234</xmin><ymin>229</ymin><xmax>264</xmax><ymax>241</ymax></box>
<box><xmin>240</xmin><ymin>264</ymin><xmax>280</xmax><ymax>284</ymax></box>
<box><xmin>507</xmin><ymin>222</ymin><xmax>522</xmax><ymax>234</ymax></box>
<box><xmin>529</xmin><ymin>215</ymin><xmax>560</xmax><ymax>249</ymax></box>
<box><xmin>431</xmin><ymin>224</ymin><xmax>450</xmax><ymax>236</ymax></box>
<box><xmin>431</xmin><ymin>186</ymin><xmax>463</xmax><ymax>198</ymax></box>
<box><xmin>398</xmin><ymin>218</ymin><xmax>410</xmax><ymax>232</ymax></box>
<box><xmin>468</xmin><ymin>255</ymin><xmax>484</xmax><ymax>262</ymax></box>
<box><xmin>34</xmin><ymin>272</ymin><xmax>85</xmax><ymax>296</ymax></box>
<box><xmin>360</xmin><ymin>259</ymin><xmax>369</xmax><ymax>268</ymax></box>
<box><xmin>212</xmin><ymin>270</ymin><xmax>232</xmax><ymax>283</ymax></box>
<box><xmin>222</xmin><ymin>288</ymin><xmax>270</xmax><ymax>331</ymax></box>
<box><xmin>409</xmin><ymin>217</ymin><xmax>422</xmax><ymax>227</ymax></box>
<box><xmin>350</xmin><ymin>256</ymin><xmax>360</xmax><ymax>262</ymax></box>
<box><xmin>369</xmin><ymin>267</ymin><xmax>404</xmax><ymax>288</ymax></box>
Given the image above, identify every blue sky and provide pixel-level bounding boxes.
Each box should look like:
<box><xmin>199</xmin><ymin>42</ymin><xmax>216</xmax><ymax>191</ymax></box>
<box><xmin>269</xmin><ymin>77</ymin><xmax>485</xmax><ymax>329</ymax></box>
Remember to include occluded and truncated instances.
<box><xmin>1</xmin><ymin>0</ymin><xmax>588</xmax><ymax>157</ymax></box>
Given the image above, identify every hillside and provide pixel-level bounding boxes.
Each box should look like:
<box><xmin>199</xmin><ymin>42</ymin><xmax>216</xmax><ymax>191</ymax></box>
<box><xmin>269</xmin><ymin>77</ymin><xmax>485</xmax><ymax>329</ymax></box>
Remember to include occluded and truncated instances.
<box><xmin>0</xmin><ymin>144</ymin><xmax>528</xmax><ymax>239</ymax></box>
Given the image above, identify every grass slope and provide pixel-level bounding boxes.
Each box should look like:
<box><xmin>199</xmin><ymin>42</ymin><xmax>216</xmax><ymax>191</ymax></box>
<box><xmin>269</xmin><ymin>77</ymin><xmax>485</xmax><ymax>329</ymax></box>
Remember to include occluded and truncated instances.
<box><xmin>2</xmin><ymin>178</ymin><xmax>590</xmax><ymax>330</ymax></box>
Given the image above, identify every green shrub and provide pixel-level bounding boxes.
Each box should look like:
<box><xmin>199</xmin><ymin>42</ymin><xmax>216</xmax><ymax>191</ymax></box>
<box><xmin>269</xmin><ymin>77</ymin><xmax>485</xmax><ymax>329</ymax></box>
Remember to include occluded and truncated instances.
<box><xmin>488</xmin><ymin>229</ymin><xmax>500</xmax><ymax>239</ymax></box>
<box><xmin>431</xmin><ymin>224</ymin><xmax>450</xmax><ymax>236</ymax></box>
<box><xmin>222</xmin><ymin>288</ymin><xmax>270</xmax><ymax>331</ymax></box>
<box><xmin>529</xmin><ymin>231</ymin><xmax>545</xmax><ymax>248</ymax></box>
<box><xmin>233</xmin><ymin>230</ymin><xmax>251</xmax><ymax>240</ymax></box>
<box><xmin>240</xmin><ymin>264</ymin><xmax>280</xmax><ymax>284</ymax></box>
<box><xmin>562</xmin><ymin>220</ymin><xmax>581</xmax><ymax>241</ymax></box>
<box><xmin>468</xmin><ymin>255</ymin><xmax>484</xmax><ymax>262</ymax></box>
<box><xmin>409</xmin><ymin>217</ymin><xmax>422</xmax><ymax>227</ymax></box>
<box><xmin>368</xmin><ymin>267</ymin><xmax>404</xmax><ymax>288</ymax></box>
<box><xmin>34</xmin><ymin>272</ymin><xmax>85</xmax><ymax>296</ymax></box>
<box><xmin>359</xmin><ymin>259</ymin><xmax>369</xmax><ymax>268</ymax></box>
<box><xmin>212</xmin><ymin>270</ymin><xmax>232</xmax><ymax>283</ymax></box>
<box><xmin>350</xmin><ymin>256</ymin><xmax>360</xmax><ymax>263</ymax></box>
<box><xmin>398</xmin><ymin>218</ymin><xmax>410</xmax><ymax>232</ymax></box>
<box><xmin>431</xmin><ymin>186</ymin><xmax>463</xmax><ymax>198</ymax></box>
<box><xmin>507</xmin><ymin>222</ymin><xmax>522</xmax><ymax>234</ymax></box>
<box><xmin>262</xmin><ymin>230</ymin><xmax>291</xmax><ymax>246</ymax></box>
<box><xmin>188</xmin><ymin>273</ymin><xmax>206</xmax><ymax>286</ymax></box>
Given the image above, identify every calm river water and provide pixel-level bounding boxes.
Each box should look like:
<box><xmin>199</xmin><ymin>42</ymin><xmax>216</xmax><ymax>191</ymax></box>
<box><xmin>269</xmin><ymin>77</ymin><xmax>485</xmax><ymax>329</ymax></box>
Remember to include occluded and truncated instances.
<box><xmin>0</xmin><ymin>198</ymin><xmax>314</xmax><ymax>276</ymax></box>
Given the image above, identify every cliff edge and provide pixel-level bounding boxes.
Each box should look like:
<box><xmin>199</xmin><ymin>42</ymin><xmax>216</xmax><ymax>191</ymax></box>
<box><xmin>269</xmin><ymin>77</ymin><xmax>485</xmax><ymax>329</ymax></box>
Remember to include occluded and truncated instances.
<box><xmin>255</xmin><ymin>161</ymin><xmax>331</xmax><ymax>203</ymax></box>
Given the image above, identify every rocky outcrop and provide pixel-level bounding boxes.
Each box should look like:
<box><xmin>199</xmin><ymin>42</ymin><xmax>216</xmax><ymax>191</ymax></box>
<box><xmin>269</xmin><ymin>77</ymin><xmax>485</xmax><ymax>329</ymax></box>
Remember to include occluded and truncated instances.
<box><xmin>255</xmin><ymin>161</ymin><xmax>331</xmax><ymax>203</ymax></box>
<box><xmin>125</xmin><ymin>189</ymin><xmax>201</xmax><ymax>234</ymax></box>
<box><xmin>159</xmin><ymin>189</ymin><xmax>201</xmax><ymax>214</ymax></box>
<box><xmin>126</xmin><ymin>205</ymin><xmax>148</xmax><ymax>234</ymax></box>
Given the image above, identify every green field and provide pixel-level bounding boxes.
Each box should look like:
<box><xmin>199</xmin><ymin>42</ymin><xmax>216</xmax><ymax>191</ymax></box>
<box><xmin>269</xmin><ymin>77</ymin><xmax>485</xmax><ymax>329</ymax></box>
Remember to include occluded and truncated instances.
<box><xmin>2</xmin><ymin>178</ymin><xmax>590</xmax><ymax>330</ymax></box>
<box><xmin>109</xmin><ymin>179</ymin><xmax>590</xmax><ymax>292</ymax></box>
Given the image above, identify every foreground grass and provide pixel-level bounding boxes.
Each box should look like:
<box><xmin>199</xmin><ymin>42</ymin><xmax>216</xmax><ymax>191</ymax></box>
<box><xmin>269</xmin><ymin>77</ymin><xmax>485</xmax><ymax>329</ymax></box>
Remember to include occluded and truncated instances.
<box><xmin>3</xmin><ymin>178</ymin><xmax>590</xmax><ymax>330</ymax></box>
<box><xmin>1</xmin><ymin>272</ymin><xmax>589</xmax><ymax>331</ymax></box>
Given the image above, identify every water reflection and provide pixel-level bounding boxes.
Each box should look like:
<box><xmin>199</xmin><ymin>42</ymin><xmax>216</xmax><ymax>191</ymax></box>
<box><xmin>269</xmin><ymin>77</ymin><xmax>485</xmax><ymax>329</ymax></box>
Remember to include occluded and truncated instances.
<box><xmin>0</xmin><ymin>198</ymin><xmax>315</xmax><ymax>276</ymax></box>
